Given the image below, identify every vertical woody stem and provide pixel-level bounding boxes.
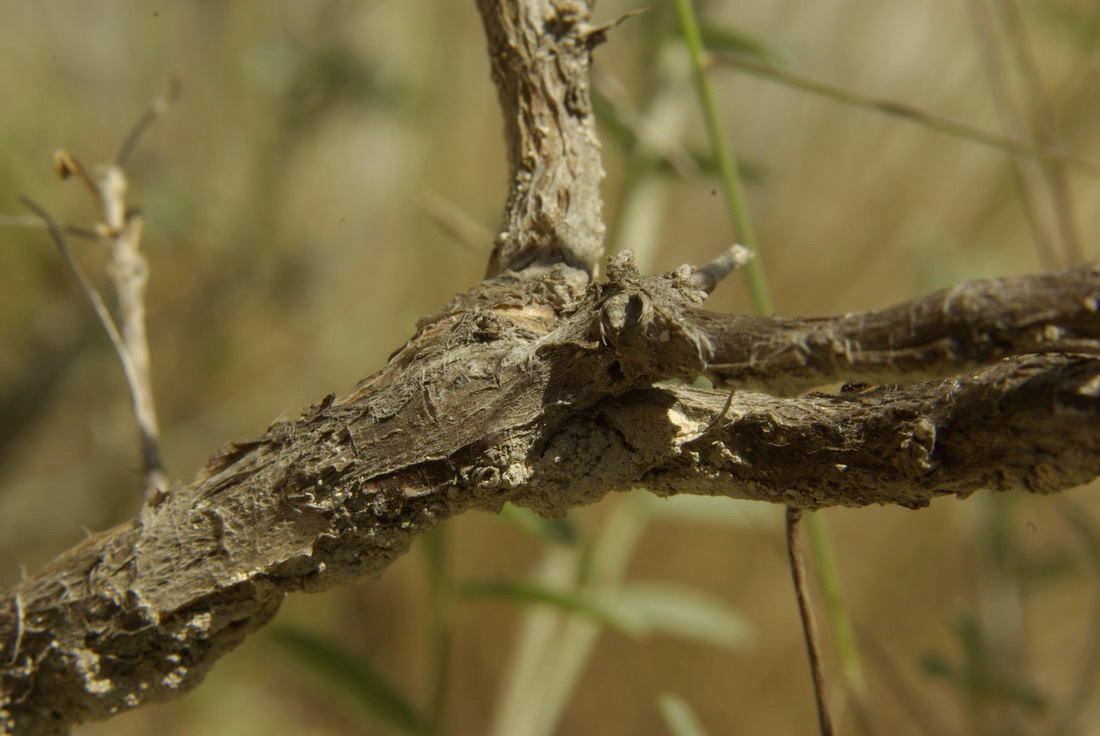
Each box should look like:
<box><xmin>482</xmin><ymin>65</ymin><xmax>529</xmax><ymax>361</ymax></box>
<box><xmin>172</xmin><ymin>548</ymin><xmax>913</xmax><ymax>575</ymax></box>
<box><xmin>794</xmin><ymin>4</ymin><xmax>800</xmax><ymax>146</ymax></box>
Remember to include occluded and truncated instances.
<box><xmin>476</xmin><ymin>0</ymin><xmax>607</xmax><ymax>278</ymax></box>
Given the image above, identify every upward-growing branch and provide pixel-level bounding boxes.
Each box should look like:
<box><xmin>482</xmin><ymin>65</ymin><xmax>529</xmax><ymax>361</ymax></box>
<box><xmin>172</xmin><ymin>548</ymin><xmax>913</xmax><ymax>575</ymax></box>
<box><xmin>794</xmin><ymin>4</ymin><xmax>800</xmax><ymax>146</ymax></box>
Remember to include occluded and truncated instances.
<box><xmin>477</xmin><ymin>0</ymin><xmax>607</xmax><ymax>277</ymax></box>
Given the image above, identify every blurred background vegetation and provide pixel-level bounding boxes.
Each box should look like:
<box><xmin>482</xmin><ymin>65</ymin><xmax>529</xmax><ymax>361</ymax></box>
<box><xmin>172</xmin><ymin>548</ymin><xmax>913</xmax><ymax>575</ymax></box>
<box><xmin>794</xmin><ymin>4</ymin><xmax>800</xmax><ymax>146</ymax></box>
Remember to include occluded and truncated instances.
<box><xmin>2</xmin><ymin>0</ymin><xmax>1099</xmax><ymax>734</ymax></box>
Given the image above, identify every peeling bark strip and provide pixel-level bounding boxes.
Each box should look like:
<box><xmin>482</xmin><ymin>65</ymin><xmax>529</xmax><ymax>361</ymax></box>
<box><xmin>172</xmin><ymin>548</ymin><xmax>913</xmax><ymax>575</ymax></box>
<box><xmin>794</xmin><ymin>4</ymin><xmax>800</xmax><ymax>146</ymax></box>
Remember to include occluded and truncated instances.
<box><xmin>3</xmin><ymin>0</ymin><xmax>1100</xmax><ymax>732</ymax></box>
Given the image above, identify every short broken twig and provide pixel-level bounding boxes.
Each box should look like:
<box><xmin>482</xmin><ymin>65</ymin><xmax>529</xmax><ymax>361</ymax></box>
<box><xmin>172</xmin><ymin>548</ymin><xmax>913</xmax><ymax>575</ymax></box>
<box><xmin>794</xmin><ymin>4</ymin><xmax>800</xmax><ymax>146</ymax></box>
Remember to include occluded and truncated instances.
<box><xmin>688</xmin><ymin>243</ymin><xmax>753</xmax><ymax>294</ymax></box>
<box><xmin>27</xmin><ymin>134</ymin><xmax>169</xmax><ymax>501</ymax></box>
<box><xmin>116</xmin><ymin>75</ymin><xmax>181</xmax><ymax>167</ymax></box>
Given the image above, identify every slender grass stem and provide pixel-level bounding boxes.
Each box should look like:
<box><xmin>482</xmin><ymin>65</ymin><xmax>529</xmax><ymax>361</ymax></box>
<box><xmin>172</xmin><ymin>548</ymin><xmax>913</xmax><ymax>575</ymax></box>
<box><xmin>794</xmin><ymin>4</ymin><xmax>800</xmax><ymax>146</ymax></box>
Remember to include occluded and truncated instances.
<box><xmin>806</xmin><ymin>514</ymin><xmax>874</xmax><ymax>734</ymax></box>
<box><xmin>422</xmin><ymin>527</ymin><xmax>453</xmax><ymax>736</ymax></box>
<box><xmin>1051</xmin><ymin>498</ymin><xmax>1100</xmax><ymax>735</ymax></box>
<box><xmin>673</xmin><ymin>5</ymin><xmax>867</xmax><ymax>733</ymax></box>
<box><xmin>714</xmin><ymin>54</ymin><xmax>1100</xmax><ymax>180</ymax></box>
<box><xmin>672</xmin><ymin>0</ymin><xmax>772</xmax><ymax>317</ymax></box>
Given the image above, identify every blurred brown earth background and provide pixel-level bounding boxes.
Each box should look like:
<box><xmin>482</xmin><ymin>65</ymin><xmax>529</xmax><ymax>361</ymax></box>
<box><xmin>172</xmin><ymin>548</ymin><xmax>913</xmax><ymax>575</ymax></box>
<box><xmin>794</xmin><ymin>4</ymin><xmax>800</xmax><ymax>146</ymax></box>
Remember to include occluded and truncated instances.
<box><xmin>1</xmin><ymin>0</ymin><xmax>1099</xmax><ymax>733</ymax></box>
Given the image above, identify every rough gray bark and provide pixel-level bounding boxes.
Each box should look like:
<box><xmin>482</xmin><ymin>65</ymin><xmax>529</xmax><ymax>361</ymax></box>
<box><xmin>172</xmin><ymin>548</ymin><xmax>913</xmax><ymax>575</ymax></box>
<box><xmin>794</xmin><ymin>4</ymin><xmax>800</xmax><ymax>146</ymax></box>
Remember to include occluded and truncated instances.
<box><xmin>477</xmin><ymin>0</ymin><xmax>607</xmax><ymax>277</ymax></box>
<box><xmin>2</xmin><ymin>1</ymin><xmax>1100</xmax><ymax>734</ymax></box>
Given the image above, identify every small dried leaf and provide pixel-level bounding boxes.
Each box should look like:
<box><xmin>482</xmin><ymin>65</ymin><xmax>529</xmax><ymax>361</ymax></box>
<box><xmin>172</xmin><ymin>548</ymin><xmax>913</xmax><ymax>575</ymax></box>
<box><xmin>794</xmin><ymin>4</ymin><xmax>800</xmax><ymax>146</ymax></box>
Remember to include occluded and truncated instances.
<box><xmin>53</xmin><ymin>149</ymin><xmax>80</xmax><ymax>179</ymax></box>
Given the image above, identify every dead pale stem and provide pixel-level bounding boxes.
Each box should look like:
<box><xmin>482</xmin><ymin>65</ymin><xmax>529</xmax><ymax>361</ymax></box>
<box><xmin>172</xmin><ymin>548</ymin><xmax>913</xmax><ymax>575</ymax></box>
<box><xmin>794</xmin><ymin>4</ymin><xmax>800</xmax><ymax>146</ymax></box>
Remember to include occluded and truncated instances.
<box><xmin>98</xmin><ymin>165</ymin><xmax>167</xmax><ymax>499</ymax></box>
<box><xmin>26</xmin><ymin>85</ymin><xmax>176</xmax><ymax>500</ymax></box>
<box><xmin>786</xmin><ymin>508</ymin><xmax>834</xmax><ymax>736</ymax></box>
<box><xmin>115</xmin><ymin>76</ymin><xmax>180</xmax><ymax>168</ymax></box>
<box><xmin>0</xmin><ymin>214</ymin><xmax>100</xmax><ymax>240</ymax></box>
<box><xmin>106</xmin><ymin>88</ymin><xmax>176</xmax><ymax>497</ymax></box>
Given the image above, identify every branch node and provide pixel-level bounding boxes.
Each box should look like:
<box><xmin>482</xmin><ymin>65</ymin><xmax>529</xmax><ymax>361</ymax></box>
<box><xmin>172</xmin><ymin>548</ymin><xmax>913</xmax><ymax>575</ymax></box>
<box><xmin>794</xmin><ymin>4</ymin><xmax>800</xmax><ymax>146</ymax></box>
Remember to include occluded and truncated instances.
<box><xmin>605</xmin><ymin>248</ymin><xmax>639</xmax><ymax>281</ymax></box>
<box><xmin>688</xmin><ymin>243</ymin><xmax>754</xmax><ymax>294</ymax></box>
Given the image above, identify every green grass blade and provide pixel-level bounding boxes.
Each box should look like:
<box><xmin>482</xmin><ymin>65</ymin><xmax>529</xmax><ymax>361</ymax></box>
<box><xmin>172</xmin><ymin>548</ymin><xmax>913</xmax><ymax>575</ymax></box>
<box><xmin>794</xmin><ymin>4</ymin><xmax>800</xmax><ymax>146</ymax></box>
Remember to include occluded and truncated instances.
<box><xmin>460</xmin><ymin>578</ymin><xmax>647</xmax><ymax>637</ymax></box>
<box><xmin>645</xmin><ymin>494</ymin><xmax>781</xmax><ymax>528</ymax></box>
<box><xmin>270</xmin><ymin>625</ymin><xmax>426</xmax><ymax>735</ymax></box>
<box><xmin>658</xmin><ymin>693</ymin><xmax>710</xmax><ymax>736</ymax></box>
<box><xmin>615</xmin><ymin>581</ymin><xmax>753</xmax><ymax>650</ymax></box>
<box><xmin>699</xmin><ymin>24</ymin><xmax>788</xmax><ymax>66</ymax></box>
<box><xmin>672</xmin><ymin>0</ymin><xmax>773</xmax><ymax>317</ymax></box>
<box><xmin>806</xmin><ymin>515</ymin><xmax>867</xmax><ymax>693</ymax></box>
<box><xmin>674</xmin><ymin>4</ymin><xmax>870</xmax><ymax>729</ymax></box>
<box><xmin>498</xmin><ymin>503</ymin><xmax>579</xmax><ymax>545</ymax></box>
<box><xmin>421</xmin><ymin>527</ymin><xmax>454</xmax><ymax>736</ymax></box>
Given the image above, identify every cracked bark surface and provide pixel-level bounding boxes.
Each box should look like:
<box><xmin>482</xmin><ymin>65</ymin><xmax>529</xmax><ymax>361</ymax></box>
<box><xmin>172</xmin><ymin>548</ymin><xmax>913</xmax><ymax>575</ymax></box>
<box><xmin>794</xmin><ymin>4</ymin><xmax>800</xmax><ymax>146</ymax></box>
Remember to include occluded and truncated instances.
<box><xmin>2</xmin><ymin>1</ymin><xmax>1100</xmax><ymax>734</ymax></box>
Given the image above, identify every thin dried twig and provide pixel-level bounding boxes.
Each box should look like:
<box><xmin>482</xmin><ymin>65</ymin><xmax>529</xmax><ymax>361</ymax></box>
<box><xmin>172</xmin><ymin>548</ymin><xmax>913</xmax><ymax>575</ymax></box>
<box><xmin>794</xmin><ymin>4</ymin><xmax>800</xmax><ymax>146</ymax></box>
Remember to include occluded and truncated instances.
<box><xmin>688</xmin><ymin>243</ymin><xmax>753</xmax><ymax>294</ymax></box>
<box><xmin>28</xmin><ymin>193</ymin><xmax>165</xmax><ymax>499</ymax></box>
<box><xmin>97</xmin><ymin>165</ymin><xmax>166</xmax><ymax>499</ymax></box>
<box><xmin>29</xmin><ymin>85</ymin><xmax>174</xmax><ymax>500</ymax></box>
<box><xmin>714</xmin><ymin>54</ymin><xmax>1100</xmax><ymax>180</ymax></box>
<box><xmin>418</xmin><ymin>189</ymin><xmax>492</xmax><ymax>253</ymax></box>
<box><xmin>23</xmin><ymin>192</ymin><xmax>163</xmax><ymax>498</ymax></box>
<box><xmin>0</xmin><ymin>214</ymin><xmax>101</xmax><ymax>240</ymax></box>
<box><xmin>116</xmin><ymin>76</ymin><xmax>181</xmax><ymax>167</ymax></box>
<box><xmin>787</xmin><ymin>507</ymin><xmax>834</xmax><ymax>736</ymax></box>
<box><xmin>20</xmin><ymin>197</ymin><xmax>130</xmax><ymax>368</ymax></box>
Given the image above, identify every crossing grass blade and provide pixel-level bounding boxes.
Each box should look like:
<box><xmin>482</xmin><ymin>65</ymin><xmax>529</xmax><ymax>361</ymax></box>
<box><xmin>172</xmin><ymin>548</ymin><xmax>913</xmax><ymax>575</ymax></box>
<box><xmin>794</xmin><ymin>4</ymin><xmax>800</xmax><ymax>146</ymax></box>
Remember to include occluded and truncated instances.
<box><xmin>270</xmin><ymin>625</ymin><xmax>427</xmax><ymax>735</ymax></box>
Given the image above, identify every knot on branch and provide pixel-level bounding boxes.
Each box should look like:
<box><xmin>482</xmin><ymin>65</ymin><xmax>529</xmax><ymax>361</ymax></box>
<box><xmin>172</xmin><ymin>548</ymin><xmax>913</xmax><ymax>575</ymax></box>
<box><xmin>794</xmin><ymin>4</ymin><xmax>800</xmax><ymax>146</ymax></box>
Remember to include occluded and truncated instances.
<box><xmin>588</xmin><ymin>250</ymin><xmax>714</xmax><ymax>383</ymax></box>
<box><xmin>543</xmin><ymin>0</ymin><xmax>588</xmax><ymax>40</ymax></box>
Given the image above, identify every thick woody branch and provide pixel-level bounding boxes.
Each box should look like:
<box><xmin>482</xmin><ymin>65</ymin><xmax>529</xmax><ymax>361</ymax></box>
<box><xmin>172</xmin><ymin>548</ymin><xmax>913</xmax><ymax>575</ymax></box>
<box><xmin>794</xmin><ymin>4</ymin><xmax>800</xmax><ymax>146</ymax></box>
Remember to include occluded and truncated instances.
<box><xmin>537</xmin><ymin>354</ymin><xmax>1100</xmax><ymax>513</ymax></box>
<box><xmin>476</xmin><ymin>0</ymin><xmax>607</xmax><ymax>277</ymax></box>
<box><xmin>695</xmin><ymin>263</ymin><xmax>1100</xmax><ymax>394</ymax></box>
<box><xmin>3</xmin><ymin>254</ymin><xmax>1100</xmax><ymax>733</ymax></box>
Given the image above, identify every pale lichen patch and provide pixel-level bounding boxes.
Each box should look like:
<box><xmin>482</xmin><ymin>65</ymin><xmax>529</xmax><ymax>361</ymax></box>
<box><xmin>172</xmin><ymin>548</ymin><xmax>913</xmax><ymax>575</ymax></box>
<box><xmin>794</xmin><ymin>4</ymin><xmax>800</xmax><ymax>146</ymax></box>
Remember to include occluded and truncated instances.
<box><xmin>667</xmin><ymin>407</ymin><xmax>706</xmax><ymax>448</ymax></box>
<box><xmin>73</xmin><ymin>648</ymin><xmax>113</xmax><ymax>695</ymax></box>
